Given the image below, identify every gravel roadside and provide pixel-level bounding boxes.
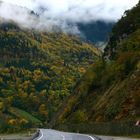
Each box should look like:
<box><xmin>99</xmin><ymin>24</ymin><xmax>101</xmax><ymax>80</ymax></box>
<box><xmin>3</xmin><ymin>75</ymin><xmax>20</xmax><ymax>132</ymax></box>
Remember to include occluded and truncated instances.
<box><xmin>0</xmin><ymin>133</ymin><xmax>36</xmax><ymax>140</ymax></box>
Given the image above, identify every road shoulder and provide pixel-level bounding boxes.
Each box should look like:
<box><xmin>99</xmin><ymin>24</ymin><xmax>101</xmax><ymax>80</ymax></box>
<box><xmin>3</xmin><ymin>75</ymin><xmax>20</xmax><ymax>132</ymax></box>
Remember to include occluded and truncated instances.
<box><xmin>96</xmin><ymin>135</ymin><xmax>140</xmax><ymax>140</ymax></box>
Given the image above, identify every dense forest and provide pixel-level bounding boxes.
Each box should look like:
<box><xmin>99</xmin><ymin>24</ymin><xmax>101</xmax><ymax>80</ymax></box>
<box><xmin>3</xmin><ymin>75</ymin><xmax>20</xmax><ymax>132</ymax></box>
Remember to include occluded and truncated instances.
<box><xmin>53</xmin><ymin>1</ymin><xmax>140</xmax><ymax>126</ymax></box>
<box><xmin>0</xmin><ymin>21</ymin><xmax>101</xmax><ymax>132</ymax></box>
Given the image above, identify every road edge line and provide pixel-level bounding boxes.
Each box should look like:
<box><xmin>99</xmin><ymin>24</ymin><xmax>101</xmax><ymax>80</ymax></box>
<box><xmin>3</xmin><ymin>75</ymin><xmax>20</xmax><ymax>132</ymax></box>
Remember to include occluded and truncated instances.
<box><xmin>87</xmin><ymin>135</ymin><xmax>95</xmax><ymax>140</ymax></box>
<box><xmin>61</xmin><ymin>134</ymin><xmax>65</xmax><ymax>140</ymax></box>
<box><xmin>36</xmin><ymin>130</ymin><xmax>43</xmax><ymax>140</ymax></box>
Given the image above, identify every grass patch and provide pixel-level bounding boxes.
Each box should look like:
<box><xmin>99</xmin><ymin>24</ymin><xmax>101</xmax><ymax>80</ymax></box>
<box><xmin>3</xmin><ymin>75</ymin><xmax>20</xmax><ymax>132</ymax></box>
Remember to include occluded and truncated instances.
<box><xmin>9</xmin><ymin>107</ymin><xmax>42</xmax><ymax>125</ymax></box>
<box><xmin>129</xmin><ymin>135</ymin><xmax>140</xmax><ymax>138</ymax></box>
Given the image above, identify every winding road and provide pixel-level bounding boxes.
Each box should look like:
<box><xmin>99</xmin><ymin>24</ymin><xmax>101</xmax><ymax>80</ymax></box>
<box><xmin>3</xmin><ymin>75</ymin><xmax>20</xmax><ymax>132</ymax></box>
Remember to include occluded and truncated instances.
<box><xmin>35</xmin><ymin>129</ymin><xmax>98</xmax><ymax>140</ymax></box>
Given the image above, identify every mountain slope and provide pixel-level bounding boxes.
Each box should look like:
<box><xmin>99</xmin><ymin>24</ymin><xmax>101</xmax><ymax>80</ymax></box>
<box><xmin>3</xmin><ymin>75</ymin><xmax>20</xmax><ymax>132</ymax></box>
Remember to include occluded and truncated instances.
<box><xmin>0</xmin><ymin>21</ymin><xmax>101</xmax><ymax>132</ymax></box>
<box><xmin>78</xmin><ymin>21</ymin><xmax>114</xmax><ymax>44</ymax></box>
<box><xmin>104</xmin><ymin>2</ymin><xmax>140</xmax><ymax>59</ymax></box>
<box><xmin>53</xmin><ymin>1</ymin><xmax>140</xmax><ymax>127</ymax></box>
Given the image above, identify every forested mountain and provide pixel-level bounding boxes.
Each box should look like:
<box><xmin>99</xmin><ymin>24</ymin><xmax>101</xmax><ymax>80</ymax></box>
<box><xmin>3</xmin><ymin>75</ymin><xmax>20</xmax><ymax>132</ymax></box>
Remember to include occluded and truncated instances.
<box><xmin>0</xmin><ymin>1</ymin><xmax>114</xmax><ymax>47</ymax></box>
<box><xmin>0</xmin><ymin>21</ymin><xmax>101</xmax><ymax>132</ymax></box>
<box><xmin>104</xmin><ymin>1</ymin><xmax>140</xmax><ymax>59</ymax></box>
<box><xmin>77</xmin><ymin>21</ymin><xmax>114</xmax><ymax>44</ymax></box>
<box><xmin>0</xmin><ymin>0</ymin><xmax>139</xmax><ymax>135</ymax></box>
<box><xmin>53</xmin><ymin>1</ymin><xmax>140</xmax><ymax>126</ymax></box>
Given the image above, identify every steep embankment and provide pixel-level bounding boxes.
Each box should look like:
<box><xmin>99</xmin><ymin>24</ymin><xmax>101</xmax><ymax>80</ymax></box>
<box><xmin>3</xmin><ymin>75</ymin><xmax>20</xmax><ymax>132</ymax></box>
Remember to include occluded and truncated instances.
<box><xmin>54</xmin><ymin>1</ymin><xmax>140</xmax><ymax>126</ymax></box>
<box><xmin>0</xmin><ymin>21</ymin><xmax>101</xmax><ymax>132</ymax></box>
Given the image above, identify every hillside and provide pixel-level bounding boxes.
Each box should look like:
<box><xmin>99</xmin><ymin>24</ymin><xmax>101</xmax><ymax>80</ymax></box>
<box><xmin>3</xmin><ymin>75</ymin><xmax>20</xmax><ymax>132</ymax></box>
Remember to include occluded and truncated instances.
<box><xmin>104</xmin><ymin>1</ymin><xmax>140</xmax><ymax>59</ymax></box>
<box><xmin>0</xmin><ymin>21</ymin><xmax>100</xmax><ymax>132</ymax></box>
<box><xmin>53</xmin><ymin>1</ymin><xmax>140</xmax><ymax>127</ymax></box>
<box><xmin>78</xmin><ymin>21</ymin><xmax>114</xmax><ymax>44</ymax></box>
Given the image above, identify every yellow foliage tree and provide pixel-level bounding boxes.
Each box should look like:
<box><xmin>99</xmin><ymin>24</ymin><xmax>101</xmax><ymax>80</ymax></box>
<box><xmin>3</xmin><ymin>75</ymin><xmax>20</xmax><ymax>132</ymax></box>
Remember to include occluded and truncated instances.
<box><xmin>19</xmin><ymin>118</ymin><xmax>29</xmax><ymax>126</ymax></box>
<box><xmin>39</xmin><ymin>104</ymin><xmax>48</xmax><ymax>117</ymax></box>
<box><xmin>8</xmin><ymin>119</ymin><xmax>18</xmax><ymax>126</ymax></box>
<box><xmin>0</xmin><ymin>102</ymin><xmax>4</xmax><ymax>112</ymax></box>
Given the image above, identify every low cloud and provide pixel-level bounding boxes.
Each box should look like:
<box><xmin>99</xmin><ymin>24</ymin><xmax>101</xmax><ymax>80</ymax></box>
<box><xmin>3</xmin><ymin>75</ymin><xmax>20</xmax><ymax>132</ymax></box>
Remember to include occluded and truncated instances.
<box><xmin>0</xmin><ymin>0</ymin><xmax>139</xmax><ymax>33</ymax></box>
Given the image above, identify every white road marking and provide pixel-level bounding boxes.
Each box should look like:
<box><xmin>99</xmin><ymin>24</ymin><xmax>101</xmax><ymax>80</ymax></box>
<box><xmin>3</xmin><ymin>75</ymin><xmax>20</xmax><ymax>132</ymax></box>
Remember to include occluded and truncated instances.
<box><xmin>36</xmin><ymin>129</ymin><xmax>95</xmax><ymax>140</ymax></box>
<box><xmin>75</xmin><ymin>133</ymin><xmax>95</xmax><ymax>140</ymax></box>
<box><xmin>86</xmin><ymin>135</ymin><xmax>95</xmax><ymax>140</ymax></box>
<box><xmin>55</xmin><ymin>129</ymin><xmax>95</xmax><ymax>140</ymax></box>
<box><xmin>61</xmin><ymin>134</ymin><xmax>65</xmax><ymax>140</ymax></box>
<box><xmin>37</xmin><ymin>130</ymin><xmax>43</xmax><ymax>140</ymax></box>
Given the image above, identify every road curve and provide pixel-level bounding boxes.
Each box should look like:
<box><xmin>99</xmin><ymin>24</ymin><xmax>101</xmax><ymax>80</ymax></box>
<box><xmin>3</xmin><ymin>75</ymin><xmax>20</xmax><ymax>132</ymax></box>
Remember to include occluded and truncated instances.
<box><xmin>34</xmin><ymin>129</ymin><xmax>98</xmax><ymax>140</ymax></box>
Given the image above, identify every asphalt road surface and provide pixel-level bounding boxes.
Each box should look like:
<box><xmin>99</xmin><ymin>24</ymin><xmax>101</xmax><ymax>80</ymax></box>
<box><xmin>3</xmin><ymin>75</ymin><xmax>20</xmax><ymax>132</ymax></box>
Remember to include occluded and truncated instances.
<box><xmin>35</xmin><ymin>129</ymin><xmax>97</xmax><ymax>140</ymax></box>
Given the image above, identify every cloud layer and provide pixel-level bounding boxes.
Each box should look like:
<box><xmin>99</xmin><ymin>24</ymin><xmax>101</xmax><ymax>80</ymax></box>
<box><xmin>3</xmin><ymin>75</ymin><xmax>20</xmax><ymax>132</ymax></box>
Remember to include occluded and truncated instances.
<box><xmin>0</xmin><ymin>0</ymin><xmax>139</xmax><ymax>33</ymax></box>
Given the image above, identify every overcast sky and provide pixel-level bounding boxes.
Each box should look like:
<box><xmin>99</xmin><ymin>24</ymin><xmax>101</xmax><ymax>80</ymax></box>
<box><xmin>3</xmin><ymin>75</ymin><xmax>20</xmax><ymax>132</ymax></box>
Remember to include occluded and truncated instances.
<box><xmin>0</xmin><ymin>0</ymin><xmax>139</xmax><ymax>32</ymax></box>
<box><xmin>2</xmin><ymin>0</ymin><xmax>139</xmax><ymax>21</ymax></box>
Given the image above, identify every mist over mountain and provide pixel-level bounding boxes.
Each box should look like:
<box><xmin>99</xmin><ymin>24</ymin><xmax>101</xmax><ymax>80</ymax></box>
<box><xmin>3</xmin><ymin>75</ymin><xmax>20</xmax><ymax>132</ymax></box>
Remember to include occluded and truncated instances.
<box><xmin>0</xmin><ymin>1</ymin><xmax>115</xmax><ymax>45</ymax></box>
<box><xmin>77</xmin><ymin>21</ymin><xmax>115</xmax><ymax>44</ymax></box>
<box><xmin>2</xmin><ymin>0</ymin><xmax>139</xmax><ymax>21</ymax></box>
